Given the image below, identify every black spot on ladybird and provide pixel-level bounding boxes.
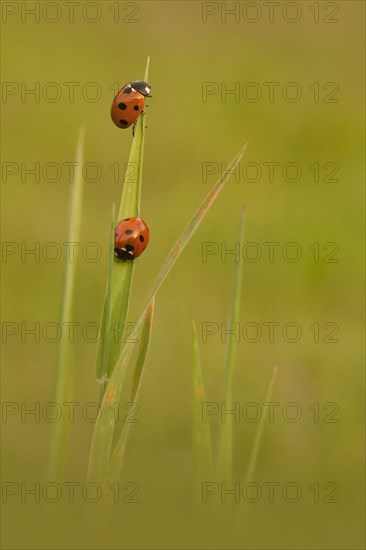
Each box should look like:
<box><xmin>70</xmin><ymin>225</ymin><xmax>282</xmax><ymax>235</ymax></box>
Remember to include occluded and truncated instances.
<box><xmin>139</xmin><ymin>235</ymin><xmax>144</xmax><ymax>242</ymax></box>
<box><xmin>133</xmin><ymin>105</ymin><xmax>139</xmax><ymax>111</ymax></box>
<box><xmin>118</xmin><ymin>102</ymin><xmax>127</xmax><ymax>110</ymax></box>
<box><xmin>125</xmin><ymin>229</ymin><xmax>133</xmax><ymax>235</ymax></box>
<box><xmin>119</xmin><ymin>119</ymin><xmax>128</xmax><ymax>126</ymax></box>
<box><xmin>123</xmin><ymin>87</ymin><xmax>132</xmax><ymax>94</ymax></box>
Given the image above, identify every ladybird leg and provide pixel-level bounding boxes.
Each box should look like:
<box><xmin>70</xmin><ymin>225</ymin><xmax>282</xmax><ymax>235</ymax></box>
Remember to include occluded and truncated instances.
<box><xmin>132</xmin><ymin>121</ymin><xmax>137</xmax><ymax>137</ymax></box>
<box><xmin>141</xmin><ymin>110</ymin><xmax>148</xmax><ymax>129</ymax></box>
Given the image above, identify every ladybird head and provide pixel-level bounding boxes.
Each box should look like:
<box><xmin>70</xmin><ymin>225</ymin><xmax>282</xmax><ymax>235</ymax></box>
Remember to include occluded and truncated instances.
<box><xmin>130</xmin><ymin>80</ymin><xmax>152</xmax><ymax>97</ymax></box>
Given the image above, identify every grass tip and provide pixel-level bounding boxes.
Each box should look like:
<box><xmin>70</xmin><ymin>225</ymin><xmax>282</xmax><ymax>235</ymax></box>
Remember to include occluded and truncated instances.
<box><xmin>235</xmin><ymin>141</ymin><xmax>249</xmax><ymax>164</ymax></box>
<box><xmin>144</xmin><ymin>56</ymin><xmax>150</xmax><ymax>81</ymax></box>
<box><xmin>78</xmin><ymin>125</ymin><xmax>85</xmax><ymax>142</ymax></box>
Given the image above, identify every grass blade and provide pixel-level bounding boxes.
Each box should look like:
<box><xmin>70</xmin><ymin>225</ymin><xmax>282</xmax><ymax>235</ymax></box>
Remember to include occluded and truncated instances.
<box><xmin>47</xmin><ymin>127</ymin><xmax>85</xmax><ymax>479</ymax></box>
<box><xmin>96</xmin><ymin>57</ymin><xmax>150</xmax><ymax>394</ymax></box>
<box><xmin>96</xmin><ymin>204</ymin><xmax>116</xmax><ymax>399</ymax></box>
<box><xmin>103</xmin><ymin>299</ymin><xmax>155</xmax><ymax>483</ymax></box>
<box><xmin>131</xmin><ymin>297</ymin><xmax>155</xmax><ymax>404</ymax></box>
<box><xmin>244</xmin><ymin>366</ymin><xmax>279</xmax><ymax>484</ymax></box>
<box><xmin>142</xmin><ymin>143</ymin><xmax>249</xmax><ymax>319</ymax></box>
<box><xmin>192</xmin><ymin>319</ymin><xmax>213</xmax><ymax>478</ymax></box>
<box><xmin>88</xmin><ymin>299</ymin><xmax>155</xmax><ymax>483</ymax></box>
<box><xmin>88</xmin><ymin>343</ymin><xmax>134</xmax><ymax>482</ymax></box>
<box><xmin>102</xmin><ymin>111</ymin><xmax>143</xmax><ymax>380</ymax></box>
<box><xmin>217</xmin><ymin>208</ymin><xmax>246</xmax><ymax>481</ymax></box>
<box><xmin>89</xmin><ymin>57</ymin><xmax>152</xmax><ymax>480</ymax></box>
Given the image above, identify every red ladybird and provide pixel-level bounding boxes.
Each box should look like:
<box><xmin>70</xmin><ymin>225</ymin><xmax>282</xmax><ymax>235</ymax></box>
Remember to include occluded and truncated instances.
<box><xmin>114</xmin><ymin>217</ymin><xmax>149</xmax><ymax>260</ymax></box>
<box><xmin>111</xmin><ymin>81</ymin><xmax>151</xmax><ymax>129</ymax></box>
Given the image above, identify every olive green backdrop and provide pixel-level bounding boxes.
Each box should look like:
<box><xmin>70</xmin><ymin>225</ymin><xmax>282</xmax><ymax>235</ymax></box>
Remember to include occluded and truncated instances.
<box><xmin>2</xmin><ymin>1</ymin><xmax>364</xmax><ymax>548</ymax></box>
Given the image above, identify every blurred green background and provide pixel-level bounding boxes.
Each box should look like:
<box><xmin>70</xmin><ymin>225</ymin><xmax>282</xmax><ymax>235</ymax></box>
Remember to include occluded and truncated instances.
<box><xmin>2</xmin><ymin>1</ymin><xmax>364</xmax><ymax>548</ymax></box>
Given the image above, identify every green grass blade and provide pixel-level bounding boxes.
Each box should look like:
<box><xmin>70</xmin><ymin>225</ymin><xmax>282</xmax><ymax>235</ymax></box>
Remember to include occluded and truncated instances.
<box><xmin>131</xmin><ymin>297</ymin><xmax>155</xmax><ymax>404</ymax></box>
<box><xmin>96</xmin><ymin>57</ymin><xmax>150</xmax><ymax>390</ymax></box>
<box><xmin>103</xmin><ymin>299</ymin><xmax>155</xmax><ymax>483</ymax></box>
<box><xmin>143</xmin><ymin>55</ymin><xmax>150</xmax><ymax>83</ymax></box>
<box><xmin>142</xmin><ymin>143</ymin><xmax>249</xmax><ymax>317</ymax></box>
<box><xmin>87</xmin><ymin>343</ymin><xmax>135</xmax><ymax>482</ymax></box>
<box><xmin>217</xmin><ymin>208</ymin><xmax>246</xmax><ymax>481</ymax></box>
<box><xmin>105</xmin><ymin>108</ymin><xmax>145</xmax><ymax>375</ymax></box>
<box><xmin>88</xmin><ymin>299</ymin><xmax>155</xmax><ymax>483</ymax></box>
<box><xmin>244</xmin><ymin>366</ymin><xmax>279</xmax><ymax>484</ymax></box>
<box><xmin>47</xmin><ymin>127</ymin><xmax>85</xmax><ymax>479</ymax></box>
<box><xmin>96</xmin><ymin>204</ymin><xmax>116</xmax><ymax>397</ymax></box>
<box><xmin>192</xmin><ymin>319</ymin><xmax>213</xmax><ymax>478</ymax></box>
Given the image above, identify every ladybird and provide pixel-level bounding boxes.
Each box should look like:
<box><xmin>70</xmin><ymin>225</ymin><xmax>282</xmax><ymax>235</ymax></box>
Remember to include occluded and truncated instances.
<box><xmin>114</xmin><ymin>217</ymin><xmax>149</xmax><ymax>260</ymax></box>
<box><xmin>111</xmin><ymin>80</ymin><xmax>151</xmax><ymax>129</ymax></box>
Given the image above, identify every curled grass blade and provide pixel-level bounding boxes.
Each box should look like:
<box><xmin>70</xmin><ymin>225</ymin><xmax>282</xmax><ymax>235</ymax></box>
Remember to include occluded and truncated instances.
<box><xmin>192</xmin><ymin>319</ymin><xmax>213</xmax><ymax>478</ymax></box>
<box><xmin>96</xmin><ymin>57</ymin><xmax>150</xmax><ymax>393</ymax></box>
<box><xmin>48</xmin><ymin>127</ymin><xmax>85</xmax><ymax>479</ymax></box>
<box><xmin>217</xmin><ymin>208</ymin><xmax>246</xmax><ymax>481</ymax></box>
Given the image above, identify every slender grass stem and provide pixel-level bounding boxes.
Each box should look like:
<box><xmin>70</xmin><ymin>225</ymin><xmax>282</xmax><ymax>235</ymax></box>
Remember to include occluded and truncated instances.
<box><xmin>48</xmin><ymin>127</ymin><xmax>84</xmax><ymax>479</ymax></box>
<box><xmin>217</xmin><ymin>208</ymin><xmax>246</xmax><ymax>481</ymax></box>
<box><xmin>244</xmin><ymin>366</ymin><xmax>279</xmax><ymax>484</ymax></box>
<box><xmin>192</xmin><ymin>319</ymin><xmax>213</xmax><ymax>479</ymax></box>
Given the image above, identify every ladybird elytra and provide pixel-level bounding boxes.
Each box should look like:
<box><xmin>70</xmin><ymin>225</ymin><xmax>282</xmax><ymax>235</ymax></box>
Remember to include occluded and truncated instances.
<box><xmin>114</xmin><ymin>217</ymin><xmax>149</xmax><ymax>260</ymax></box>
<box><xmin>111</xmin><ymin>80</ymin><xmax>151</xmax><ymax>129</ymax></box>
